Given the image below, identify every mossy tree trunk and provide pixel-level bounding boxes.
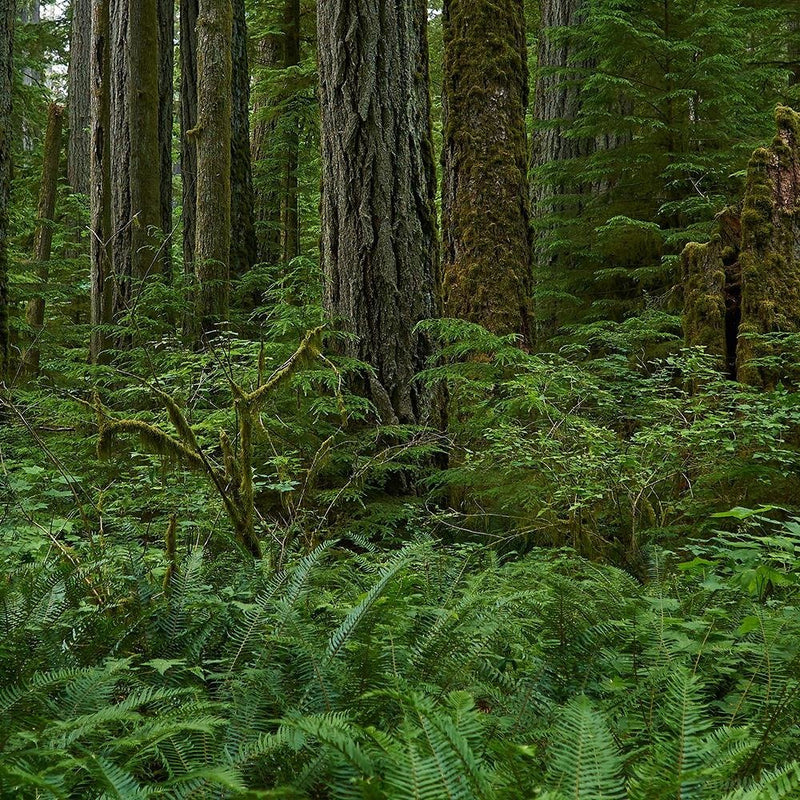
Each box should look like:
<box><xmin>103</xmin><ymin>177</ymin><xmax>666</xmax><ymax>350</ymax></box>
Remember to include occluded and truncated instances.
<box><xmin>317</xmin><ymin>0</ymin><xmax>441</xmax><ymax>425</ymax></box>
<box><xmin>0</xmin><ymin>0</ymin><xmax>13</xmax><ymax>379</ymax></box>
<box><xmin>682</xmin><ymin>108</ymin><xmax>800</xmax><ymax>387</ymax></box>
<box><xmin>68</xmin><ymin>0</ymin><xmax>91</xmax><ymax>195</ymax></box>
<box><xmin>24</xmin><ymin>103</ymin><xmax>64</xmax><ymax>376</ymax></box>
<box><xmin>230</xmin><ymin>0</ymin><xmax>257</xmax><ymax>281</ymax></box>
<box><xmin>441</xmin><ymin>0</ymin><xmax>533</xmax><ymax>344</ymax></box>
<box><xmin>89</xmin><ymin>0</ymin><xmax>112</xmax><ymax>363</ymax></box>
<box><xmin>193</xmin><ymin>0</ymin><xmax>232</xmax><ymax>340</ymax></box>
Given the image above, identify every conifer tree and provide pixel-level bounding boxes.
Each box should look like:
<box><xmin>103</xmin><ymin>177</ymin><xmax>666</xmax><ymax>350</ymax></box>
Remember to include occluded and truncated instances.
<box><xmin>440</xmin><ymin>0</ymin><xmax>533</xmax><ymax>344</ymax></box>
<box><xmin>68</xmin><ymin>0</ymin><xmax>91</xmax><ymax>195</ymax></box>
<box><xmin>317</xmin><ymin>0</ymin><xmax>440</xmax><ymax>424</ymax></box>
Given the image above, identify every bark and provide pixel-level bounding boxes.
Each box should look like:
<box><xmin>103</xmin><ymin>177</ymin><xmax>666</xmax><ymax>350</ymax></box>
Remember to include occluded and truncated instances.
<box><xmin>180</xmin><ymin>0</ymin><xmax>198</xmax><ymax>281</ymax></box>
<box><xmin>193</xmin><ymin>0</ymin><xmax>232</xmax><ymax>338</ymax></box>
<box><xmin>0</xmin><ymin>0</ymin><xmax>13</xmax><ymax>378</ymax></box>
<box><xmin>24</xmin><ymin>103</ymin><xmax>64</xmax><ymax>375</ymax></box>
<box><xmin>281</xmin><ymin>0</ymin><xmax>300</xmax><ymax>264</ymax></box>
<box><xmin>317</xmin><ymin>0</ymin><xmax>440</xmax><ymax>425</ymax></box>
<box><xmin>68</xmin><ymin>0</ymin><xmax>91</xmax><ymax>195</ymax></box>
<box><xmin>532</xmin><ymin>0</ymin><xmax>594</xmax><ymax>210</ymax></box>
<box><xmin>251</xmin><ymin>29</ymin><xmax>282</xmax><ymax>266</ymax></box>
<box><xmin>441</xmin><ymin>0</ymin><xmax>533</xmax><ymax>344</ymax></box>
<box><xmin>230</xmin><ymin>0</ymin><xmax>257</xmax><ymax>280</ymax></box>
<box><xmin>682</xmin><ymin>108</ymin><xmax>800</xmax><ymax>387</ymax></box>
<box><xmin>109</xmin><ymin>0</ymin><xmax>164</xmax><ymax>326</ymax></box>
<box><xmin>158</xmin><ymin>0</ymin><xmax>174</xmax><ymax>280</ymax></box>
<box><xmin>90</xmin><ymin>0</ymin><xmax>112</xmax><ymax>363</ymax></box>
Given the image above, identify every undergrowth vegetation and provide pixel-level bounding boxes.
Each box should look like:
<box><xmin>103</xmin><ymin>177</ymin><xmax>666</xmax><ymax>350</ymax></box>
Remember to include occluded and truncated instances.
<box><xmin>4</xmin><ymin>308</ymin><xmax>800</xmax><ymax>797</ymax></box>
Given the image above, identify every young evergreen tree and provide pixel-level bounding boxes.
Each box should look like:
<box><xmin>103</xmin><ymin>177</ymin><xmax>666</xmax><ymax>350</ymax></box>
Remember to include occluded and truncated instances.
<box><xmin>193</xmin><ymin>0</ymin><xmax>232</xmax><ymax>338</ymax></box>
<box><xmin>0</xmin><ymin>0</ymin><xmax>12</xmax><ymax>377</ymax></box>
<box><xmin>441</xmin><ymin>0</ymin><xmax>533</xmax><ymax>344</ymax></box>
<box><xmin>317</xmin><ymin>0</ymin><xmax>440</xmax><ymax>424</ymax></box>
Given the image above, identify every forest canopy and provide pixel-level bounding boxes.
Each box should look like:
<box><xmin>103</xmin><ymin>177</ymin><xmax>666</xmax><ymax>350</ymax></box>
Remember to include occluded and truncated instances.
<box><xmin>2</xmin><ymin>0</ymin><xmax>800</xmax><ymax>797</ymax></box>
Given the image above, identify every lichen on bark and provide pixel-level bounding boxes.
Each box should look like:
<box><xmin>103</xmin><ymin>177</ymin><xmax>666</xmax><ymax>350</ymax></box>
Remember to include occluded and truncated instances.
<box><xmin>682</xmin><ymin>107</ymin><xmax>800</xmax><ymax>386</ymax></box>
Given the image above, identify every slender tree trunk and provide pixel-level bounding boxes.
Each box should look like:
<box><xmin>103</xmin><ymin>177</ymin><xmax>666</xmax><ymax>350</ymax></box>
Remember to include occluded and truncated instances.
<box><xmin>90</xmin><ymin>0</ymin><xmax>112</xmax><ymax>363</ymax></box>
<box><xmin>158</xmin><ymin>0</ymin><xmax>174</xmax><ymax>280</ymax></box>
<box><xmin>0</xmin><ymin>0</ymin><xmax>14</xmax><ymax>378</ymax></box>
<box><xmin>317</xmin><ymin>0</ymin><xmax>440</xmax><ymax>425</ymax></box>
<box><xmin>193</xmin><ymin>0</ymin><xmax>232</xmax><ymax>339</ymax></box>
<box><xmin>251</xmin><ymin>28</ymin><xmax>282</xmax><ymax>267</ymax></box>
<box><xmin>281</xmin><ymin>0</ymin><xmax>300</xmax><ymax>264</ymax></box>
<box><xmin>441</xmin><ymin>0</ymin><xmax>533</xmax><ymax>344</ymax></box>
<box><xmin>68</xmin><ymin>0</ymin><xmax>91</xmax><ymax>195</ymax></box>
<box><xmin>230</xmin><ymin>0</ymin><xmax>257</xmax><ymax>280</ymax></box>
<box><xmin>24</xmin><ymin>103</ymin><xmax>64</xmax><ymax>375</ymax></box>
<box><xmin>180</xmin><ymin>0</ymin><xmax>198</xmax><ymax>290</ymax></box>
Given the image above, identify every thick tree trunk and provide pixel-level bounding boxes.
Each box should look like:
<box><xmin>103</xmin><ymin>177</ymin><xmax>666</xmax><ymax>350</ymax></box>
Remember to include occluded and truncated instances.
<box><xmin>24</xmin><ymin>103</ymin><xmax>64</xmax><ymax>375</ymax></box>
<box><xmin>158</xmin><ymin>0</ymin><xmax>174</xmax><ymax>280</ymax></box>
<box><xmin>193</xmin><ymin>0</ymin><xmax>232</xmax><ymax>338</ymax></box>
<box><xmin>230</xmin><ymin>0</ymin><xmax>256</xmax><ymax>280</ymax></box>
<box><xmin>532</xmin><ymin>0</ymin><xmax>594</xmax><ymax>210</ymax></box>
<box><xmin>317</xmin><ymin>0</ymin><xmax>440</xmax><ymax>425</ymax></box>
<box><xmin>109</xmin><ymin>0</ymin><xmax>163</xmax><ymax>326</ymax></box>
<box><xmin>441</xmin><ymin>0</ymin><xmax>533</xmax><ymax>344</ymax></box>
<box><xmin>281</xmin><ymin>0</ymin><xmax>300</xmax><ymax>264</ymax></box>
<box><xmin>251</xmin><ymin>29</ymin><xmax>282</xmax><ymax>267</ymax></box>
<box><xmin>68</xmin><ymin>0</ymin><xmax>91</xmax><ymax>195</ymax></box>
<box><xmin>682</xmin><ymin>107</ymin><xmax>800</xmax><ymax>387</ymax></box>
<box><xmin>0</xmin><ymin>0</ymin><xmax>13</xmax><ymax>378</ymax></box>
<box><xmin>180</xmin><ymin>0</ymin><xmax>198</xmax><ymax>285</ymax></box>
<box><xmin>90</xmin><ymin>0</ymin><xmax>112</xmax><ymax>363</ymax></box>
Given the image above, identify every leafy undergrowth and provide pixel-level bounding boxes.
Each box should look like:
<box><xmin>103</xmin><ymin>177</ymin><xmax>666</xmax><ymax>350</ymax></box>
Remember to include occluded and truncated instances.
<box><xmin>2</xmin><ymin>517</ymin><xmax>800</xmax><ymax>798</ymax></box>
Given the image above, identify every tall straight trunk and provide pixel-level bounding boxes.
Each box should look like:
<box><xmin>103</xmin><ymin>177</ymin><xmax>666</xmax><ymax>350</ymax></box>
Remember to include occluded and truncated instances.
<box><xmin>158</xmin><ymin>0</ymin><xmax>174</xmax><ymax>280</ymax></box>
<box><xmin>68</xmin><ymin>0</ymin><xmax>91</xmax><ymax>194</ymax></box>
<box><xmin>251</xmin><ymin>28</ymin><xmax>282</xmax><ymax>266</ymax></box>
<box><xmin>532</xmin><ymin>0</ymin><xmax>594</xmax><ymax>209</ymax></box>
<box><xmin>317</xmin><ymin>0</ymin><xmax>440</xmax><ymax>425</ymax></box>
<box><xmin>0</xmin><ymin>0</ymin><xmax>14</xmax><ymax>378</ymax></box>
<box><xmin>90</xmin><ymin>0</ymin><xmax>112</xmax><ymax>363</ymax></box>
<box><xmin>230</xmin><ymin>0</ymin><xmax>256</xmax><ymax>280</ymax></box>
<box><xmin>790</xmin><ymin>16</ymin><xmax>800</xmax><ymax>88</ymax></box>
<box><xmin>180</xmin><ymin>0</ymin><xmax>198</xmax><ymax>285</ymax></box>
<box><xmin>24</xmin><ymin>103</ymin><xmax>63</xmax><ymax>375</ymax></box>
<box><xmin>281</xmin><ymin>0</ymin><xmax>300</xmax><ymax>264</ymax></box>
<box><xmin>441</xmin><ymin>0</ymin><xmax>533</xmax><ymax>344</ymax></box>
<box><xmin>193</xmin><ymin>0</ymin><xmax>232</xmax><ymax>338</ymax></box>
<box><xmin>109</xmin><ymin>0</ymin><xmax>163</xmax><ymax>324</ymax></box>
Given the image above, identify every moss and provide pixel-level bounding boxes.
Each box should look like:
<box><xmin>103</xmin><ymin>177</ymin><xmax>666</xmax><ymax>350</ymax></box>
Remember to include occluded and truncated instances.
<box><xmin>681</xmin><ymin>237</ymin><xmax>727</xmax><ymax>364</ymax></box>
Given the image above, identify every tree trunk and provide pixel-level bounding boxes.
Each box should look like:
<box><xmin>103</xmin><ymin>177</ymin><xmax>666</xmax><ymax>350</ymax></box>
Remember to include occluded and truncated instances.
<box><xmin>68</xmin><ymin>0</ymin><xmax>91</xmax><ymax>195</ymax></box>
<box><xmin>682</xmin><ymin>107</ymin><xmax>800</xmax><ymax>387</ymax></box>
<box><xmin>251</xmin><ymin>28</ymin><xmax>282</xmax><ymax>267</ymax></box>
<box><xmin>180</xmin><ymin>0</ymin><xmax>198</xmax><ymax>287</ymax></box>
<box><xmin>158</xmin><ymin>0</ymin><xmax>174</xmax><ymax>280</ymax></box>
<box><xmin>317</xmin><ymin>0</ymin><xmax>440</xmax><ymax>425</ymax></box>
<box><xmin>790</xmin><ymin>15</ymin><xmax>800</xmax><ymax>88</ymax></box>
<box><xmin>281</xmin><ymin>0</ymin><xmax>300</xmax><ymax>264</ymax></box>
<box><xmin>532</xmin><ymin>0</ymin><xmax>594</xmax><ymax>210</ymax></box>
<box><xmin>440</xmin><ymin>0</ymin><xmax>533</xmax><ymax>344</ymax></box>
<box><xmin>193</xmin><ymin>0</ymin><xmax>232</xmax><ymax>339</ymax></box>
<box><xmin>229</xmin><ymin>0</ymin><xmax>256</xmax><ymax>280</ymax></box>
<box><xmin>109</xmin><ymin>0</ymin><xmax>163</xmax><ymax>327</ymax></box>
<box><xmin>0</xmin><ymin>0</ymin><xmax>14</xmax><ymax>378</ymax></box>
<box><xmin>90</xmin><ymin>0</ymin><xmax>112</xmax><ymax>363</ymax></box>
<box><xmin>24</xmin><ymin>103</ymin><xmax>64</xmax><ymax>376</ymax></box>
